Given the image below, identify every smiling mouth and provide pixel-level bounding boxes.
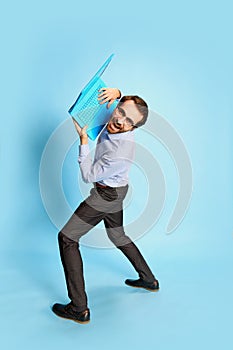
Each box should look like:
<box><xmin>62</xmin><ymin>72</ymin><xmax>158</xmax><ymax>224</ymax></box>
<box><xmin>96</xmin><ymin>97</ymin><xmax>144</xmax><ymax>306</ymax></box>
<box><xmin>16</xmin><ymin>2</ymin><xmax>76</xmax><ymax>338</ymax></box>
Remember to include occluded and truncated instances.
<box><xmin>112</xmin><ymin>124</ymin><xmax>120</xmax><ymax>130</ymax></box>
<box><xmin>108</xmin><ymin>121</ymin><xmax>122</xmax><ymax>131</ymax></box>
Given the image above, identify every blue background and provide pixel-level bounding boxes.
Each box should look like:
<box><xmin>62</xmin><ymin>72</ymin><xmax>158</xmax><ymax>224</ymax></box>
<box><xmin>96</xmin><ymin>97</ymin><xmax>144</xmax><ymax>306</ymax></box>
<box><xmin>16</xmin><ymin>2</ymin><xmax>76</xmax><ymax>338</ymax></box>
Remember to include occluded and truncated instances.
<box><xmin>1</xmin><ymin>1</ymin><xmax>233</xmax><ymax>349</ymax></box>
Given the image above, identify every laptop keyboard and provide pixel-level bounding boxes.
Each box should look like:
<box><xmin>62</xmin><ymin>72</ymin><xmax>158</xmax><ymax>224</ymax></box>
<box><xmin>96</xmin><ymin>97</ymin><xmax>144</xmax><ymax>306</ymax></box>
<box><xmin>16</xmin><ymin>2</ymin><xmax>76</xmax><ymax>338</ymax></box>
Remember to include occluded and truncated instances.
<box><xmin>77</xmin><ymin>84</ymin><xmax>103</xmax><ymax>125</ymax></box>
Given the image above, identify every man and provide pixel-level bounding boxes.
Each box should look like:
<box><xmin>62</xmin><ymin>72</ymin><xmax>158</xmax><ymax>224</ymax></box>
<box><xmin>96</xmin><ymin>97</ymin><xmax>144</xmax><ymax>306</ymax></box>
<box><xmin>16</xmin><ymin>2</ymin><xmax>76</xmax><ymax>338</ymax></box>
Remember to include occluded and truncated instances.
<box><xmin>52</xmin><ymin>88</ymin><xmax>159</xmax><ymax>324</ymax></box>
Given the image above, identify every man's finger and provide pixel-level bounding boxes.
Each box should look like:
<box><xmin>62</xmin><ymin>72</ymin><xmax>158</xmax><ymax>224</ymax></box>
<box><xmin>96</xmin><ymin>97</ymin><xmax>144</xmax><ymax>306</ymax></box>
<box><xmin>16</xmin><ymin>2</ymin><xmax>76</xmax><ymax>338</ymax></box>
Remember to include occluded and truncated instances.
<box><xmin>98</xmin><ymin>93</ymin><xmax>108</xmax><ymax>100</ymax></box>
<box><xmin>98</xmin><ymin>91</ymin><xmax>110</xmax><ymax>99</ymax></box>
<box><xmin>72</xmin><ymin>117</ymin><xmax>82</xmax><ymax>132</ymax></box>
<box><xmin>72</xmin><ymin>117</ymin><xmax>80</xmax><ymax>128</ymax></box>
<box><xmin>82</xmin><ymin>125</ymin><xmax>88</xmax><ymax>132</ymax></box>
<box><xmin>106</xmin><ymin>99</ymin><xmax>114</xmax><ymax>108</ymax></box>
<box><xmin>98</xmin><ymin>88</ymin><xmax>106</xmax><ymax>92</ymax></box>
<box><xmin>98</xmin><ymin>96</ymin><xmax>112</xmax><ymax>104</ymax></box>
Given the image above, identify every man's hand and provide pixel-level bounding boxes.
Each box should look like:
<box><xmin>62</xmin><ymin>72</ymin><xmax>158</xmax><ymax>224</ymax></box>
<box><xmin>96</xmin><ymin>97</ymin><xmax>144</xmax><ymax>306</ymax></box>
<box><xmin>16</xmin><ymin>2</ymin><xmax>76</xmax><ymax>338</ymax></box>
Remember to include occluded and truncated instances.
<box><xmin>72</xmin><ymin>117</ymin><xmax>88</xmax><ymax>145</ymax></box>
<box><xmin>98</xmin><ymin>87</ymin><xmax>121</xmax><ymax>108</ymax></box>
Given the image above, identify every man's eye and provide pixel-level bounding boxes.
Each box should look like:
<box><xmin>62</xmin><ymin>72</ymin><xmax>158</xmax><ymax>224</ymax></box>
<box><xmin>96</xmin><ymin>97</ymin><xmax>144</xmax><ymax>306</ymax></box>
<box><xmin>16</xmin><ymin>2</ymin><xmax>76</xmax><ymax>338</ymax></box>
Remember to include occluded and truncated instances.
<box><xmin>118</xmin><ymin>108</ymin><xmax>124</xmax><ymax>116</ymax></box>
<box><xmin>126</xmin><ymin>118</ymin><xmax>134</xmax><ymax>125</ymax></box>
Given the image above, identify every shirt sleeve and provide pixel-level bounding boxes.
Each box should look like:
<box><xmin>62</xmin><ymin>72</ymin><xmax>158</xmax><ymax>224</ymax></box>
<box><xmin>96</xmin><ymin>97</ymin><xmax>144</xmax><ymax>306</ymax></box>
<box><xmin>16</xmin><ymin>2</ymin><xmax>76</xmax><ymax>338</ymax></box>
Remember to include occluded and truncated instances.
<box><xmin>78</xmin><ymin>144</ymin><xmax>124</xmax><ymax>184</ymax></box>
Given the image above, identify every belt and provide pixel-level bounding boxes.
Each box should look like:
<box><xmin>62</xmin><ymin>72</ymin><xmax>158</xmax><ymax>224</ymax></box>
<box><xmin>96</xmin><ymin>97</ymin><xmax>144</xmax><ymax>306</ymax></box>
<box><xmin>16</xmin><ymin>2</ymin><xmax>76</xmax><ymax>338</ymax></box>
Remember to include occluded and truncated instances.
<box><xmin>95</xmin><ymin>182</ymin><xmax>127</xmax><ymax>189</ymax></box>
<box><xmin>95</xmin><ymin>182</ymin><xmax>110</xmax><ymax>189</ymax></box>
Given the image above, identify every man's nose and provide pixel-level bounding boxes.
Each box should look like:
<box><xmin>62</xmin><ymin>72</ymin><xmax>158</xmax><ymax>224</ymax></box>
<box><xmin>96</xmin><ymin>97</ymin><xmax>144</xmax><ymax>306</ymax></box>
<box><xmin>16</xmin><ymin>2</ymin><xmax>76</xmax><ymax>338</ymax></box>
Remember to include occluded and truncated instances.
<box><xmin>116</xmin><ymin>116</ymin><xmax>125</xmax><ymax>125</ymax></box>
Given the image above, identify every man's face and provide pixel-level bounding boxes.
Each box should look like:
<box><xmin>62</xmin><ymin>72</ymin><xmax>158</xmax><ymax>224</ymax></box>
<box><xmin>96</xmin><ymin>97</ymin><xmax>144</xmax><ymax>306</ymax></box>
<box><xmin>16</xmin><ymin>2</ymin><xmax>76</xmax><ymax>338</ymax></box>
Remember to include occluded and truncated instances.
<box><xmin>107</xmin><ymin>100</ymin><xmax>143</xmax><ymax>134</ymax></box>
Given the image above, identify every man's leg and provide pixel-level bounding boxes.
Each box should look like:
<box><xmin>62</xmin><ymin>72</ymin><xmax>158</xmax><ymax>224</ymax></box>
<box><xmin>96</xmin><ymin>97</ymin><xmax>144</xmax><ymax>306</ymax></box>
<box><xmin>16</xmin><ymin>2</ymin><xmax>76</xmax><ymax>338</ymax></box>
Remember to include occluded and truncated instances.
<box><xmin>58</xmin><ymin>201</ymin><xmax>105</xmax><ymax>312</ymax></box>
<box><xmin>103</xmin><ymin>209</ymin><xmax>156</xmax><ymax>283</ymax></box>
<box><xmin>58</xmin><ymin>232</ymin><xmax>88</xmax><ymax>312</ymax></box>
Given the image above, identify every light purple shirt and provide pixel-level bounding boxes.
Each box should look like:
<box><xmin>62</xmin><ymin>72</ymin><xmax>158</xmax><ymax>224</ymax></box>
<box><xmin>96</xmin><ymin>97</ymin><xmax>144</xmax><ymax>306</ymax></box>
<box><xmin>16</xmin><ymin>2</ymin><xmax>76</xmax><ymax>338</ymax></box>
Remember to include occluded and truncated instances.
<box><xmin>78</xmin><ymin>127</ymin><xmax>135</xmax><ymax>187</ymax></box>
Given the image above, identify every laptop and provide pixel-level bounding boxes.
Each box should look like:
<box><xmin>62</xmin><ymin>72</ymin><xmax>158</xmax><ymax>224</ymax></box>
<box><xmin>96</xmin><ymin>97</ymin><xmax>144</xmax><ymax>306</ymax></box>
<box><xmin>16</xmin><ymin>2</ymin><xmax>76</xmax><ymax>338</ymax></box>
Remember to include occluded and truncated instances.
<box><xmin>68</xmin><ymin>54</ymin><xmax>118</xmax><ymax>140</ymax></box>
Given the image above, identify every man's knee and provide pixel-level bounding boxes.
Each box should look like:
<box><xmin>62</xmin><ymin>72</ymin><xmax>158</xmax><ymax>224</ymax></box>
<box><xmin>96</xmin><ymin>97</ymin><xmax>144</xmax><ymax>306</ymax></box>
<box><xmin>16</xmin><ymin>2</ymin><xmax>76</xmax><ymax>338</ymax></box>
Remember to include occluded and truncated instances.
<box><xmin>106</xmin><ymin>227</ymin><xmax>132</xmax><ymax>247</ymax></box>
<box><xmin>58</xmin><ymin>231</ymin><xmax>76</xmax><ymax>245</ymax></box>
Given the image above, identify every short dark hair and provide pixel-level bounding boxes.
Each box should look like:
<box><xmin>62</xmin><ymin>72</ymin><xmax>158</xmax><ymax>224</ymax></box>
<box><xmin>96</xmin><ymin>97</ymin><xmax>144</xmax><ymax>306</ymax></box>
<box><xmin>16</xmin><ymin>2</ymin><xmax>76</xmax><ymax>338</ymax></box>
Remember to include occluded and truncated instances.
<box><xmin>119</xmin><ymin>95</ymin><xmax>148</xmax><ymax>128</ymax></box>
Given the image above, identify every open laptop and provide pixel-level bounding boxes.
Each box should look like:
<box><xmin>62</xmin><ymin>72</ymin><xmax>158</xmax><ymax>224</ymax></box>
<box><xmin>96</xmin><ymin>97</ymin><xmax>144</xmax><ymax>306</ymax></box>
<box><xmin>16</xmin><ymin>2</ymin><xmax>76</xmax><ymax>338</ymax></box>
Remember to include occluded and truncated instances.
<box><xmin>68</xmin><ymin>54</ymin><xmax>118</xmax><ymax>140</ymax></box>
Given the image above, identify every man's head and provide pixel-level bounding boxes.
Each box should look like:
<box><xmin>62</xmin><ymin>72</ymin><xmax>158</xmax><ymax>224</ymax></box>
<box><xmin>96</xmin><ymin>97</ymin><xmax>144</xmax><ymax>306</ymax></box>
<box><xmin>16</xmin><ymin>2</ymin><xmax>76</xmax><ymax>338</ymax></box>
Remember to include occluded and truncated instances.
<box><xmin>107</xmin><ymin>95</ymin><xmax>148</xmax><ymax>134</ymax></box>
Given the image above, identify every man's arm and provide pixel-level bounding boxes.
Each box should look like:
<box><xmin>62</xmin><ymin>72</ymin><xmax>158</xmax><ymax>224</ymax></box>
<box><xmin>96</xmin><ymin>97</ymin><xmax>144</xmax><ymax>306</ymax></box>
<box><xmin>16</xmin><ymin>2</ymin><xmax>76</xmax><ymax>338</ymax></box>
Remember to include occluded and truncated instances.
<box><xmin>78</xmin><ymin>145</ymin><xmax>126</xmax><ymax>183</ymax></box>
<box><xmin>72</xmin><ymin>87</ymin><xmax>122</xmax><ymax>183</ymax></box>
<box><xmin>72</xmin><ymin>118</ymin><xmax>88</xmax><ymax>146</ymax></box>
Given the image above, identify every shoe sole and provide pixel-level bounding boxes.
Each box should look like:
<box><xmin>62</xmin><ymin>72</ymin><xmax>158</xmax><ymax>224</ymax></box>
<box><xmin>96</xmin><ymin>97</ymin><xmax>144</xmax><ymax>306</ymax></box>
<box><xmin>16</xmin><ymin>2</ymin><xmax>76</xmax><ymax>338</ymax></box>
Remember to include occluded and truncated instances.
<box><xmin>53</xmin><ymin>312</ymin><xmax>90</xmax><ymax>324</ymax></box>
<box><xmin>74</xmin><ymin>319</ymin><xmax>90</xmax><ymax>324</ymax></box>
<box><xmin>126</xmin><ymin>284</ymin><xmax>160</xmax><ymax>292</ymax></box>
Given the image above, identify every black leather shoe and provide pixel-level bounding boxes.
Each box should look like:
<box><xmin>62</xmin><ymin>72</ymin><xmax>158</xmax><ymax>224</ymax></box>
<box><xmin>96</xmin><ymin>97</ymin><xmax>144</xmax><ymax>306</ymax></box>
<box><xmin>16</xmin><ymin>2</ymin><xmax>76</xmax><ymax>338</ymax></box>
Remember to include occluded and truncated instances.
<box><xmin>52</xmin><ymin>303</ymin><xmax>90</xmax><ymax>324</ymax></box>
<box><xmin>125</xmin><ymin>278</ymin><xmax>159</xmax><ymax>292</ymax></box>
